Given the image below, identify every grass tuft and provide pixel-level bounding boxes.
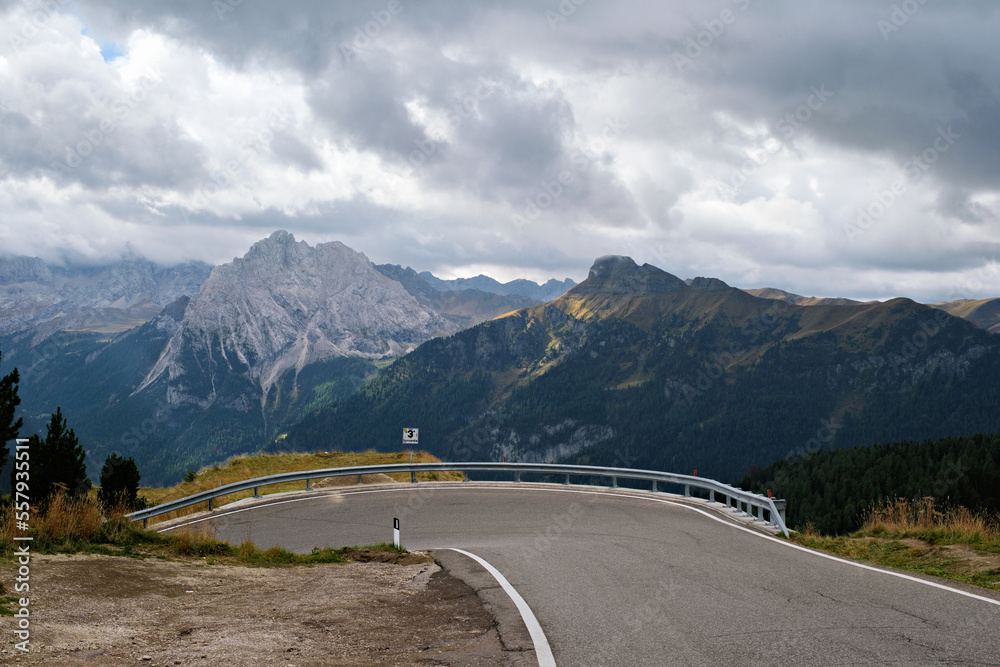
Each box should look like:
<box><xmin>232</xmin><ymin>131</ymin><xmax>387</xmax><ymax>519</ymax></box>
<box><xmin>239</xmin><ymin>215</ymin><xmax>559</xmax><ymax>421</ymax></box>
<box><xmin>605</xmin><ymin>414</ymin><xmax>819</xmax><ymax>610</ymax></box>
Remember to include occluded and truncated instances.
<box><xmin>792</xmin><ymin>497</ymin><xmax>1000</xmax><ymax>592</ymax></box>
<box><xmin>858</xmin><ymin>497</ymin><xmax>1000</xmax><ymax>547</ymax></box>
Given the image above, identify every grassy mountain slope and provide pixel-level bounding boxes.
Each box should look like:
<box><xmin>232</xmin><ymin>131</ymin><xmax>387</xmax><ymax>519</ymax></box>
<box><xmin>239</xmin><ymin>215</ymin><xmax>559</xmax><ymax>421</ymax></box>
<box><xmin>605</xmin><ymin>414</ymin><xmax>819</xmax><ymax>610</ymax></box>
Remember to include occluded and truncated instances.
<box><xmin>929</xmin><ymin>298</ymin><xmax>1000</xmax><ymax>334</ymax></box>
<box><xmin>283</xmin><ymin>257</ymin><xmax>1000</xmax><ymax>482</ymax></box>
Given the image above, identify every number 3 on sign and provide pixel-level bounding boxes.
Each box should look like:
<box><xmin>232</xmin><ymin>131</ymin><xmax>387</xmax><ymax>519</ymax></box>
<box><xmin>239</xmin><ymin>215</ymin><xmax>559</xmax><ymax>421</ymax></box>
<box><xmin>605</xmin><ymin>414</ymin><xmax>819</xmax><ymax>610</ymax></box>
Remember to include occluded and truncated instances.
<box><xmin>402</xmin><ymin>428</ymin><xmax>419</xmax><ymax>444</ymax></box>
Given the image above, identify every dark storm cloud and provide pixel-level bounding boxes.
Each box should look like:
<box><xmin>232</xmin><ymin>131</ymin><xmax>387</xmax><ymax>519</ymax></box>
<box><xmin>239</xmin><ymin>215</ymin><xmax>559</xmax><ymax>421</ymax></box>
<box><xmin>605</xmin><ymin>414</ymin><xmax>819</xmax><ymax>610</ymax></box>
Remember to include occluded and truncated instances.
<box><xmin>66</xmin><ymin>0</ymin><xmax>1000</xmax><ymax>196</ymax></box>
<box><xmin>309</xmin><ymin>55</ymin><xmax>428</xmax><ymax>158</ymax></box>
<box><xmin>1</xmin><ymin>0</ymin><xmax>998</xmax><ymax>301</ymax></box>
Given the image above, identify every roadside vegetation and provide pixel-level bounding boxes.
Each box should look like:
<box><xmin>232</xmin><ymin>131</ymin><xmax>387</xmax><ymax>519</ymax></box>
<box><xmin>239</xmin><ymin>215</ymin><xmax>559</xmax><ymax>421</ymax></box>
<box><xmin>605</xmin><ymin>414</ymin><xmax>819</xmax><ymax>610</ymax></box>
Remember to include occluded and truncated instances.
<box><xmin>791</xmin><ymin>498</ymin><xmax>1000</xmax><ymax>593</ymax></box>
<box><xmin>141</xmin><ymin>449</ymin><xmax>462</xmax><ymax>523</ymax></box>
<box><xmin>0</xmin><ymin>448</ymin><xmax>446</xmax><ymax>612</ymax></box>
<box><xmin>0</xmin><ymin>488</ymin><xmax>411</xmax><ymax>582</ymax></box>
<box><xmin>743</xmin><ymin>432</ymin><xmax>1000</xmax><ymax>535</ymax></box>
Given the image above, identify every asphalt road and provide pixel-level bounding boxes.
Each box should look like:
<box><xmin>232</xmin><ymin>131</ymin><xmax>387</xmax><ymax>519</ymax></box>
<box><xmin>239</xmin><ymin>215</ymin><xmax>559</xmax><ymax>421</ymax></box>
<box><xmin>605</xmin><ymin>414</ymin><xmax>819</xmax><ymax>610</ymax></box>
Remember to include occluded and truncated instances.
<box><xmin>174</xmin><ymin>483</ymin><xmax>1000</xmax><ymax>665</ymax></box>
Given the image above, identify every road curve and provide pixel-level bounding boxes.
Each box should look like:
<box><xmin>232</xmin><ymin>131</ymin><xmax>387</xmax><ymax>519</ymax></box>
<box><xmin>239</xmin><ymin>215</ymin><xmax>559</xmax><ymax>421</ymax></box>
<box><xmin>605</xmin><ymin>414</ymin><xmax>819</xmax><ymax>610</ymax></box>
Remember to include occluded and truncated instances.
<box><xmin>170</xmin><ymin>483</ymin><xmax>1000</xmax><ymax>665</ymax></box>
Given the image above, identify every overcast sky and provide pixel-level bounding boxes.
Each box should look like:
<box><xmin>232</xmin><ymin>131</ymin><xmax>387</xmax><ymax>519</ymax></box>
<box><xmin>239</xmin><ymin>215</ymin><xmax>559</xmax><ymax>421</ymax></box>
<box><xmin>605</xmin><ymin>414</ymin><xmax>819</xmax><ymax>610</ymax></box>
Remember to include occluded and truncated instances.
<box><xmin>1</xmin><ymin>0</ymin><xmax>998</xmax><ymax>302</ymax></box>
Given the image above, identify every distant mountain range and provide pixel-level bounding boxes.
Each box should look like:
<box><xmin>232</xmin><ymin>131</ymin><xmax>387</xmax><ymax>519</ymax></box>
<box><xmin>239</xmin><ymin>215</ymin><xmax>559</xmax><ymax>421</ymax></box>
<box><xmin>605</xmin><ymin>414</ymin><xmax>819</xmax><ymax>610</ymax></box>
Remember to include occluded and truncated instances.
<box><xmin>2</xmin><ymin>236</ymin><xmax>998</xmax><ymax>486</ymax></box>
<box><xmin>745</xmin><ymin>287</ymin><xmax>1000</xmax><ymax>333</ymax></box>
<box><xmin>742</xmin><ymin>287</ymin><xmax>867</xmax><ymax>307</ymax></box>
<box><xmin>285</xmin><ymin>255</ymin><xmax>1000</xmax><ymax>484</ymax></box>
<box><xmin>0</xmin><ymin>253</ymin><xmax>212</xmax><ymax>336</ymax></box>
<box><xmin>419</xmin><ymin>271</ymin><xmax>576</xmax><ymax>303</ymax></box>
<box><xmin>0</xmin><ymin>232</ymin><xmax>575</xmax><ymax>485</ymax></box>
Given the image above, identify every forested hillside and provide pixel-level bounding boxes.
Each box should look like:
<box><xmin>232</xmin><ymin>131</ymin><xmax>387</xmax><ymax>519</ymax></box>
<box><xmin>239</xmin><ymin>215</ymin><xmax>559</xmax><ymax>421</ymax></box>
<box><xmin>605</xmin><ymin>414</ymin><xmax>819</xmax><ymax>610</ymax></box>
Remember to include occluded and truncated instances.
<box><xmin>742</xmin><ymin>432</ymin><xmax>1000</xmax><ymax>535</ymax></box>
<box><xmin>283</xmin><ymin>257</ymin><xmax>1000</xmax><ymax>483</ymax></box>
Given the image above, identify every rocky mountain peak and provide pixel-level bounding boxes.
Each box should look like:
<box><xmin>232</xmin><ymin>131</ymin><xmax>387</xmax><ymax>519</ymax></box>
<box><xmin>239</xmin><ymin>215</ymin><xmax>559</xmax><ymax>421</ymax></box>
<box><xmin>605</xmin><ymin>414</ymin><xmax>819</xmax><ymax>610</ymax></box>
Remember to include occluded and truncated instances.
<box><xmin>572</xmin><ymin>255</ymin><xmax>687</xmax><ymax>295</ymax></box>
<box><xmin>242</xmin><ymin>230</ymin><xmax>308</xmax><ymax>266</ymax></box>
<box><xmin>689</xmin><ymin>276</ymin><xmax>731</xmax><ymax>291</ymax></box>
<box><xmin>142</xmin><ymin>232</ymin><xmax>460</xmax><ymax>404</ymax></box>
<box><xmin>0</xmin><ymin>256</ymin><xmax>52</xmax><ymax>285</ymax></box>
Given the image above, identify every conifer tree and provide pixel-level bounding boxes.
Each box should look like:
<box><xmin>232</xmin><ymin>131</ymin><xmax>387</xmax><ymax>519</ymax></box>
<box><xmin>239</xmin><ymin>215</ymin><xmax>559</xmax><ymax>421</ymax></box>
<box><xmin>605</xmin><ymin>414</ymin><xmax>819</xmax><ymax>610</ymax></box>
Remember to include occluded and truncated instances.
<box><xmin>31</xmin><ymin>407</ymin><xmax>90</xmax><ymax>507</ymax></box>
<box><xmin>0</xmin><ymin>349</ymin><xmax>22</xmax><ymax>469</ymax></box>
<box><xmin>98</xmin><ymin>453</ymin><xmax>143</xmax><ymax>511</ymax></box>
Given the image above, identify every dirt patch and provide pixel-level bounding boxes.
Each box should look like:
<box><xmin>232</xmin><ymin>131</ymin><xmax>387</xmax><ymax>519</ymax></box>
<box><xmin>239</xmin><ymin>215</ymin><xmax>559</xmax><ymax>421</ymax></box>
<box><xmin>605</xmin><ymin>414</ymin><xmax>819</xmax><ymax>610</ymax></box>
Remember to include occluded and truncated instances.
<box><xmin>313</xmin><ymin>473</ymin><xmax>398</xmax><ymax>488</ymax></box>
<box><xmin>341</xmin><ymin>548</ymin><xmax>432</xmax><ymax>566</ymax></box>
<box><xmin>1</xmin><ymin>553</ymin><xmax>517</xmax><ymax>666</ymax></box>
<box><xmin>899</xmin><ymin>537</ymin><xmax>929</xmax><ymax>548</ymax></box>
<box><xmin>940</xmin><ymin>543</ymin><xmax>1000</xmax><ymax>574</ymax></box>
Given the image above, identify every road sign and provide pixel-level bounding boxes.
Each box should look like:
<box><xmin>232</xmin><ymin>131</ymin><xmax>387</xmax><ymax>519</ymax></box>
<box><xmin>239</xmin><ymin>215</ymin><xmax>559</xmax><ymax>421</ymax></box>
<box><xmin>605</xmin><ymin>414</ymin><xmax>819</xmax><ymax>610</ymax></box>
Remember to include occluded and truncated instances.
<box><xmin>402</xmin><ymin>428</ymin><xmax>419</xmax><ymax>444</ymax></box>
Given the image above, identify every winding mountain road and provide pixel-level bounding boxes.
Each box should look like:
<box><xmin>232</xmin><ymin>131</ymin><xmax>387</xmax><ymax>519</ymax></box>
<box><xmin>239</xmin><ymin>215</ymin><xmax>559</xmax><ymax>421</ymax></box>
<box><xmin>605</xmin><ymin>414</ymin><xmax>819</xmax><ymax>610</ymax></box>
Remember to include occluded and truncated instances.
<box><xmin>163</xmin><ymin>483</ymin><xmax>1000</xmax><ymax>665</ymax></box>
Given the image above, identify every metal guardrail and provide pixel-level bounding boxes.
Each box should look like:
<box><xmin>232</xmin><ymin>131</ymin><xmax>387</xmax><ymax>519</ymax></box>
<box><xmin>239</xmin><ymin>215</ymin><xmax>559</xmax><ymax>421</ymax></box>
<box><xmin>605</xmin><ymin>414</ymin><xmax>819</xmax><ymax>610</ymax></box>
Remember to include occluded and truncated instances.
<box><xmin>126</xmin><ymin>462</ymin><xmax>789</xmax><ymax>536</ymax></box>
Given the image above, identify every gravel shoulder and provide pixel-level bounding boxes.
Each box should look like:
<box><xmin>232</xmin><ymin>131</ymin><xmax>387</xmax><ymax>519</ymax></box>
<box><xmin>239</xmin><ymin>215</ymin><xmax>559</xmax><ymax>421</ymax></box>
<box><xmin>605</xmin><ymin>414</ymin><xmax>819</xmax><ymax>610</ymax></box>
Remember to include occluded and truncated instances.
<box><xmin>2</xmin><ymin>552</ymin><xmax>523</xmax><ymax>666</ymax></box>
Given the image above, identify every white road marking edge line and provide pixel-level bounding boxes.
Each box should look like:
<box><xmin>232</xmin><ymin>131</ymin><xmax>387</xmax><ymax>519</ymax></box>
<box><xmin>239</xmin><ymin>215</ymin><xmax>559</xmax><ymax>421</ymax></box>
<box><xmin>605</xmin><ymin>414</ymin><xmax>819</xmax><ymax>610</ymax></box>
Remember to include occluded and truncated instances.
<box><xmin>158</xmin><ymin>484</ymin><xmax>1000</xmax><ymax>607</ymax></box>
<box><xmin>447</xmin><ymin>547</ymin><xmax>557</xmax><ymax>667</ymax></box>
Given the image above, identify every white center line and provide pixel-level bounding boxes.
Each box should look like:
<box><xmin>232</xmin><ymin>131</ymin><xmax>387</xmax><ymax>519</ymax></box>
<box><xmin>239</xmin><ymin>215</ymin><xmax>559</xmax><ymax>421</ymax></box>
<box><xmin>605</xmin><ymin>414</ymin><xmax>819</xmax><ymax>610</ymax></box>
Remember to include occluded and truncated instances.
<box><xmin>447</xmin><ymin>547</ymin><xmax>556</xmax><ymax>667</ymax></box>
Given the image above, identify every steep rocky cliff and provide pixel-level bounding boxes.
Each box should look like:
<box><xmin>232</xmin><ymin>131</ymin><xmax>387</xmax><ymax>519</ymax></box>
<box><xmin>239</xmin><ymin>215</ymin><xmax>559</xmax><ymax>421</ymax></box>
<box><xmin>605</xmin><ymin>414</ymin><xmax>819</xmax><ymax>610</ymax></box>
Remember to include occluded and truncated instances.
<box><xmin>138</xmin><ymin>231</ymin><xmax>459</xmax><ymax>406</ymax></box>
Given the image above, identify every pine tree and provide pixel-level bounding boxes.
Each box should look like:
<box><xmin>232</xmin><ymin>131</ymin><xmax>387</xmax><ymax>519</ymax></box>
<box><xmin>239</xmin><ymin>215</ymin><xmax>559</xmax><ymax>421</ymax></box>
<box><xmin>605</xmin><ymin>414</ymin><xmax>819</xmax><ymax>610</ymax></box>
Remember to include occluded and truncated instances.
<box><xmin>1</xmin><ymin>348</ymin><xmax>22</xmax><ymax>470</ymax></box>
<box><xmin>98</xmin><ymin>453</ymin><xmax>143</xmax><ymax>511</ymax></box>
<box><xmin>32</xmin><ymin>407</ymin><xmax>91</xmax><ymax>507</ymax></box>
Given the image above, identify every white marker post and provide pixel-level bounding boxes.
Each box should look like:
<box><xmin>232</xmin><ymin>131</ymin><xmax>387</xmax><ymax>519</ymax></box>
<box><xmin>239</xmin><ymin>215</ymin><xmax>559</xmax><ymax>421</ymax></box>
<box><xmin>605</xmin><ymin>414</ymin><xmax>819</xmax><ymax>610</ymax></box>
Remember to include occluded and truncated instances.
<box><xmin>393</xmin><ymin>517</ymin><xmax>400</xmax><ymax>548</ymax></box>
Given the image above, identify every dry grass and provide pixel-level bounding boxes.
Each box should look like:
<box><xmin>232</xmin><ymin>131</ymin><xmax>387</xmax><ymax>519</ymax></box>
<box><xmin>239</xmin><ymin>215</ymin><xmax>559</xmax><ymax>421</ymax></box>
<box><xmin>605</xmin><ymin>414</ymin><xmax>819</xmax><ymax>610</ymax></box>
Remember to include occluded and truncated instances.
<box><xmin>0</xmin><ymin>493</ymin><xmax>400</xmax><ymax>567</ymax></box>
<box><xmin>140</xmin><ymin>449</ymin><xmax>463</xmax><ymax>525</ymax></box>
<box><xmin>1</xmin><ymin>491</ymin><xmax>144</xmax><ymax>555</ymax></box>
<box><xmin>860</xmin><ymin>497</ymin><xmax>1000</xmax><ymax>546</ymax></box>
<box><xmin>792</xmin><ymin>498</ymin><xmax>1000</xmax><ymax>593</ymax></box>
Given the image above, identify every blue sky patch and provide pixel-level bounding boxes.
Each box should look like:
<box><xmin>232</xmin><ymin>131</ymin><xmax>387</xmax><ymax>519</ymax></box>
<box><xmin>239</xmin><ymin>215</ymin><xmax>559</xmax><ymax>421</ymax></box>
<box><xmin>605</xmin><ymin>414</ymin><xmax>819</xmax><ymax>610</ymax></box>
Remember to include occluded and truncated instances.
<box><xmin>99</xmin><ymin>42</ymin><xmax>124</xmax><ymax>62</ymax></box>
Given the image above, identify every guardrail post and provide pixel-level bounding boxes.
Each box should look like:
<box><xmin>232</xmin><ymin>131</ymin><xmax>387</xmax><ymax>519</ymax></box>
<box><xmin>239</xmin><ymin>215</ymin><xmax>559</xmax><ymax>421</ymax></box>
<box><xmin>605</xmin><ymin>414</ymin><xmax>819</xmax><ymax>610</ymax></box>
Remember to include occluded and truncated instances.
<box><xmin>515</xmin><ymin>471</ymin><xmax>521</xmax><ymax>483</ymax></box>
<box><xmin>358</xmin><ymin>474</ymin><xmax>363</xmax><ymax>484</ymax></box>
<box><xmin>208</xmin><ymin>498</ymin><xmax>213</xmax><ymax>511</ymax></box>
<box><xmin>612</xmin><ymin>476</ymin><xmax>617</xmax><ymax>488</ymax></box>
<box><xmin>306</xmin><ymin>478</ymin><xmax>311</xmax><ymax>491</ymax></box>
<box><xmin>564</xmin><ymin>474</ymin><xmax>570</xmax><ymax>485</ymax></box>
<box><xmin>463</xmin><ymin>471</ymin><xmax>469</xmax><ymax>482</ymax></box>
<box><xmin>684</xmin><ymin>484</ymin><xmax>690</xmax><ymax>497</ymax></box>
<box><xmin>411</xmin><ymin>470</ymin><xmax>417</xmax><ymax>483</ymax></box>
<box><xmin>143</xmin><ymin>518</ymin><xmax>147</xmax><ymax>529</ymax></box>
<box><xmin>253</xmin><ymin>487</ymin><xmax>259</xmax><ymax>498</ymax></box>
<box><xmin>709</xmin><ymin>489</ymin><xmax>715</xmax><ymax>503</ymax></box>
<box><xmin>652</xmin><ymin>480</ymin><xmax>657</xmax><ymax>493</ymax></box>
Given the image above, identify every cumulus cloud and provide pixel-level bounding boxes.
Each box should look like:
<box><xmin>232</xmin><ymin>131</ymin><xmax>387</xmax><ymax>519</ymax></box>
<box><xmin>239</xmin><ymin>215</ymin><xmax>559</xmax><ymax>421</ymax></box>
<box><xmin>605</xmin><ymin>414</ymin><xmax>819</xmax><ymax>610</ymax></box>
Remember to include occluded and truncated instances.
<box><xmin>0</xmin><ymin>0</ymin><xmax>998</xmax><ymax>302</ymax></box>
